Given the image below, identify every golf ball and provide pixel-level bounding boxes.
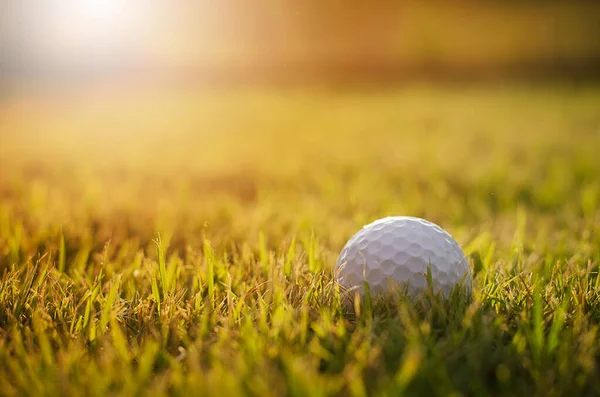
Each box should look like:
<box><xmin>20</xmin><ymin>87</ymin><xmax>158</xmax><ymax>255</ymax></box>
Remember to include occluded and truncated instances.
<box><xmin>335</xmin><ymin>216</ymin><xmax>471</xmax><ymax>298</ymax></box>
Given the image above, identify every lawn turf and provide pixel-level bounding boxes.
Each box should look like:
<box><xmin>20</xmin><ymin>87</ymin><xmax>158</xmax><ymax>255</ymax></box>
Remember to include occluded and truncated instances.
<box><xmin>0</xmin><ymin>83</ymin><xmax>599</xmax><ymax>396</ymax></box>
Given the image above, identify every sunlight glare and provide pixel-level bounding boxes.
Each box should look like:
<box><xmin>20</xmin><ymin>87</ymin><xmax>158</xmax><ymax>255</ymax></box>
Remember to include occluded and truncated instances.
<box><xmin>64</xmin><ymin>0</ymin><xmax>134</xmax><ymax>45</ymax></box>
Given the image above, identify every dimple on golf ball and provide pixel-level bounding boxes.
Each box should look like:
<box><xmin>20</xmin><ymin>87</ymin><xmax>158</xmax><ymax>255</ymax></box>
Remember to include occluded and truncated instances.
<box><xmin>335</xmin><ymin>216</ymin><xmax>472</xmax><ymax>298</ymax></box>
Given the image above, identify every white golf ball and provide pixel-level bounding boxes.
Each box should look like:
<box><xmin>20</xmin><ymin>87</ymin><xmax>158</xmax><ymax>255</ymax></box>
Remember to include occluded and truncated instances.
<box><xmin>335</xmin><ymin>216</ymin><xmax>471</xmax><ymax>299</ymax></box>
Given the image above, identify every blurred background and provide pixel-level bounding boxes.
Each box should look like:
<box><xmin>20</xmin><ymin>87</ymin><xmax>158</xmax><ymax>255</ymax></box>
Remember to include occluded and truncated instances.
<box><xmin>2</xmin><ymin>0</ymin><xmax>600</xmax><ymax>90</ymax></box>
<box><xmin>1</xmin><ymin>0</ymin><xmax>599</xmax><ymax>249</ymax></box>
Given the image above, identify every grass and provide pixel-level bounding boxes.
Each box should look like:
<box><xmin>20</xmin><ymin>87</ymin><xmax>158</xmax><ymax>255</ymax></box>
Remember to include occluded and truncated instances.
<box><xmin>0</xmin><ymin>83</ymin><xmax>599</xmax><ymax>396</ymax></box>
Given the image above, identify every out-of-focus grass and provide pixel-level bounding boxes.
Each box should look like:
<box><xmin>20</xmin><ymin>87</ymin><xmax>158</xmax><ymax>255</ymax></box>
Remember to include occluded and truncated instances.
<box><xmin>0</xmin><ymin>84</ymin><xmax>599</xmax><ymax>396</ymax></box>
